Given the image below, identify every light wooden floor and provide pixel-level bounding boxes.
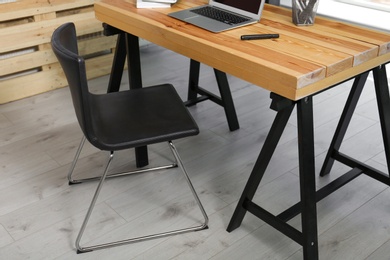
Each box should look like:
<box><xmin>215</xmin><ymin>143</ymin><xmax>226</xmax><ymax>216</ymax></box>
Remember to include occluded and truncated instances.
<box><xmin>1</xmin><ymin>43</ymin><xmax>390</xmax><ymax>260</ymax></box>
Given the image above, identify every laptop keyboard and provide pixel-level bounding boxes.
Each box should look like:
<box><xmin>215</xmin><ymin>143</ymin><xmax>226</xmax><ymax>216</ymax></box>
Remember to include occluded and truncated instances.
<box><xmin>190</xmin><ymin>6</ymin><xmax>250</xmax><ymax>25</ymax></box>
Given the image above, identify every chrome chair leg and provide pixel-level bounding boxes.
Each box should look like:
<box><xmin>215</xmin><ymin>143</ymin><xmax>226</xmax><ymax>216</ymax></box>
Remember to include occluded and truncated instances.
<box><xmin>68</xmin><ymin>136</ymin><xmax>86</xmax><ymax>185</ymax></box>
<box><xmin>167</xmin><ymin>141</ymin><xmax>209</xmax><ymax>227</ymax></box>
<box><xmin>75</xmin><ymin>142</ymin><xmax>208</xmax><ymax>254</ymax></box>
<box><xmin>68</xmin><ymin>136</ymin><xmax>178</xmax><ymax>185</ymax></box>
<box><xmin>76</xmin><ymin>151</ymin><xmax>114</xmax><ymax>253</ymax></box>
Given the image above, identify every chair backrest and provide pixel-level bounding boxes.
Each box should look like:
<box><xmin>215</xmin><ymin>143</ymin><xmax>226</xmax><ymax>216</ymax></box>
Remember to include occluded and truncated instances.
<box><xmin>51</xmin><ymin>23</ymin><xmax>95</xmax><ymax>143</ymax></box>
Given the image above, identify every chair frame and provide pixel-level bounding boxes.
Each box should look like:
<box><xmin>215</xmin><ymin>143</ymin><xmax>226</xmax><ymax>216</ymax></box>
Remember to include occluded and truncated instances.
<box><xmin>69</xmin><ymin>138</ymin><xmax>209</xmax><ymax>253</ymax></box>
<box><xmin>67</xmin><ymin>137</ymin><xmax>178</xmax><ymax>185</ymax></box>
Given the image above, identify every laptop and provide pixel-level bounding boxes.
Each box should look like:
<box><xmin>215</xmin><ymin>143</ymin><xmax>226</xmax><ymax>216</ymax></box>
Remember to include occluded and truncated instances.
<box><xmin>168</xmin><ymin>0</ymin><xmax>266</xmax><ymax>33</ymax></box>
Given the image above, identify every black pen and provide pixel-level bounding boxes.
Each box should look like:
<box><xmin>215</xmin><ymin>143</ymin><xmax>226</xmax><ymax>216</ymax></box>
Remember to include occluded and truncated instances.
<box><xmin>240</xmin><ymin>34</ymin><xmax>279</xmax><ymax>40</ymax></box>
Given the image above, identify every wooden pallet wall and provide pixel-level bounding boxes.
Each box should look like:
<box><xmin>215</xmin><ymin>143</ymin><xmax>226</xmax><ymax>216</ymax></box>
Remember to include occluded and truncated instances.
<box><xmin>0</xmin><ymin>0</ymin><xmax>117</xmax><ymax>104</ymax></box>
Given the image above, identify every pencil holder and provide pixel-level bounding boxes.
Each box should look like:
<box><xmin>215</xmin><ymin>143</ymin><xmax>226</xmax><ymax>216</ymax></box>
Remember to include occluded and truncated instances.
<box><xmin>292</xmin><ymin>0</ymin><xmax>319</xmax><ymax>26</ymax></box>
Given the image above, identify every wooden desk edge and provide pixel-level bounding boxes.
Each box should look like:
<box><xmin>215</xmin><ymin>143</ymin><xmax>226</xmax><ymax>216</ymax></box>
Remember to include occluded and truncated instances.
<box><xmin>295</xmin><ymin>53</ymin><xmax>390</xmax><ymax>100</ymax></box>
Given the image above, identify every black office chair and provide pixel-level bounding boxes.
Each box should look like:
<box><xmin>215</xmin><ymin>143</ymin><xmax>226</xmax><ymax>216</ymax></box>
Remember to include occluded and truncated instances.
<box><xmin>51</xmin><ymin>22</ymin><xmax>208</xmax><ymax>254</ymax></box>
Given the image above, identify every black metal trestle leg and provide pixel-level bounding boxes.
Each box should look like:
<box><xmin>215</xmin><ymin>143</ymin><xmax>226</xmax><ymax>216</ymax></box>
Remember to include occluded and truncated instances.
<box><xmin>214</xmin><ymin>69</ymin><xmax>240</xmax><ymax>131</ymax></box>
<box><xmin>106</xmin><ymin>32</ymin><xmax>126</xmax><ymax>93</ymax></box>
<box><xmin>226</xmin><ymin>93</ymin><xmax>295</xmax><ymax>231</ymax></box>
<box><xmin>227</xmin><ymin>93</ymin><xmax>319</xmax><ymax>259</ymax></box>
<box><xmin>297</xmin><ymin>97</ymin><xmax>318</xmax><ymax>259</ymax></box>
<box><xmin>187</xmin><ymin>59</ymin><xmax>201</xmax><ymax>102</ymax></box>
<box><xmin>125</xmin><ymin>33</ymin><xmax>148</xmax><ymax>168</ymax></box>
<box><xmin>373</xmin><ymin>65</ymin><xmax>390</xmax><ymax>173</ymax></box>
<box><xmin>320</xmin><ymin>66</ymin><xmax>390</xmax><ymax>185</ymax></box>
<box><xmin>185</xmin><ymin>59</ymin><xmax>240</xmax><ymax>131</ymax></box>
<box><xmin>320</xmin><ymin>72</ymin><xmax>369</xmax><ymax>176</ymax></box>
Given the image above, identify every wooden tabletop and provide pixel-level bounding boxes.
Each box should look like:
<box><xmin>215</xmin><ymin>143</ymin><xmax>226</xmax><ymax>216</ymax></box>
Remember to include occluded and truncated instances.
<box><xmin>95</xmin><ymin>0</ymin><xmax>390</xmax><ymax>100</ymax></box>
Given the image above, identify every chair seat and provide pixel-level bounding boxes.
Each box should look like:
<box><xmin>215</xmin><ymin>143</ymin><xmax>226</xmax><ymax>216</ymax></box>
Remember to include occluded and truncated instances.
<box><xmin>88</xmin><ymin>84</ymin><xmax>199</xmax><ymax>151</ymax></box>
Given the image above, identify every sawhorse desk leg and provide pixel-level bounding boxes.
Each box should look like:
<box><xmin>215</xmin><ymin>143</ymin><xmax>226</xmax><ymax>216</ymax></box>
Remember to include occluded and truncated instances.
<box><xmin>227</xmin><ymin>93</ymin><xmax>319</xmax><ymax>259</ymax></box>
<box><xmin>227</xmin><ymin>64</ymin><xmax>390</xmax><ymax>259</ymax></box>
<box><xmin>320</xmin><ymin>65</ymin><xmax>390</xmax><ymax>184</ymax></box>
<box><xmin>185</xmin><ymin>59</ymin><xmax>240</xmax><ymax>131</ymax></box>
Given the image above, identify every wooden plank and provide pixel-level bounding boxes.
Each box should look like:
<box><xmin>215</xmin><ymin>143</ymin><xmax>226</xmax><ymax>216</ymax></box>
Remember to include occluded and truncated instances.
<box><xmin>0</xmin><ymin>54</ymin><xmax>114</xmax><ymax>104</ymax></box>
<box><xmin>1</xmin><ymin>35</ymin><xmax>116</xmax><ymax>77</ymax></box>
<box><xmin>1</xmin><ymin>13</ymin><xmax>101</xmax><ymax>53</ymax></box>
<box><xmin>264</xmin><ymin>5</ymin><xmax>390</xmax><ymax>57</ymax></box>
<box><xmin>314</xmin><ymin>18</ymin><xmax>390</xmax><ymax>56</ymax></box>
<box><xmin>295</xmin><ymin>52</ymin><xmax>390</xmax><ymax>100</ymax></box>
<box><xmin>1</xmin><ymin>49</ymin><xmax>55</xmax><ymax>77</ymax></box>
<box><xmin>78</xmin><ymin>35</ymin><xmax>117</xmax><ymax>56</ymax></box>
<box><xmin>85</xmin><ymin>53</ymin><xmax>116</xmax><ymax>79</ymax></box>
<box><xmin>261</xmin><ymin>7</ymin><xmax>379</xmax><ymax>67</ymax></box>
<box><xmin>0</xmin><ymin>0</ymin><xmax>95</xmax><ymax>21</ymax></box>
<box><xmin>0</xmin><ymin>67</ymin><xmax>66</xmax><ymax>104</ymax></box>
<box><xmin>226</xmin><ymin>24</ymin><xmax>353</xmax><ymax>78</ymax></box>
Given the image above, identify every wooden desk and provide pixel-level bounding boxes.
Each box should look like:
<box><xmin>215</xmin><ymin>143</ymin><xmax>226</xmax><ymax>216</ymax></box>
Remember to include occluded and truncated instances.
<box><xmin>95</xmin><ymin>0</ymin><xmax>390</xmax><ymax>100</ymax></box>
<box><xmin>94</xmin><ymin>0</ymin><xmax>390</xmax><ymax>259</ymax></box>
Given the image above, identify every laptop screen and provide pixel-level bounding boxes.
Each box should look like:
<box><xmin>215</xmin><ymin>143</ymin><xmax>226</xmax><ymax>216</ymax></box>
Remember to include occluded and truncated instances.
<box><xmin>213</xmin><ymin>0</ymin><xmax>263</xmax><ymax>15</ymax></box>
